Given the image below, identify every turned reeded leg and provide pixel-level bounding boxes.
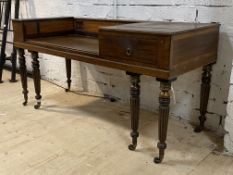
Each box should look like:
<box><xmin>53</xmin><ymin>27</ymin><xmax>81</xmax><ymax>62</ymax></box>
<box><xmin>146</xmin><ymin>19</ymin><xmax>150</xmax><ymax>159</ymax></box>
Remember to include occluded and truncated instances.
<box><xmin>154</xmin><ymin>79</ymin><xmax>172</xmax><ymax>164</ymax></box>
<box><xmin>31</xmin><ymin>51</ymin><xmax>42</xmax><ymax>109</ymax></box>
<box><xmin>65</xmin><ymin>58</ymin><xmax>72</xmax><ymax>92</ymax></box>
<box><xmin>18</xmin><ymin>49</ymin><xmax>28</xmax><ymax>106</ymax></box>
<box><xmin>194</xmin><ymin>64</ymin><xmax>213</xmax><ymax>133</ymax></box>
<box><xmin>127</xmin><ymin>72</ymin><xmax>141</xmax><ymax>151</ymax></box>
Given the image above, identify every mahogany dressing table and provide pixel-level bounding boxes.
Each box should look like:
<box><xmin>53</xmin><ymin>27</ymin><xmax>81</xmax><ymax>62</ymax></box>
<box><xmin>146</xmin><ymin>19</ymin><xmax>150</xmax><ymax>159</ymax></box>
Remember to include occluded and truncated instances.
<box><xmin>12</xmin><ymin>17</ymin><xmax>220</xmax><ymax>164</ymax></box>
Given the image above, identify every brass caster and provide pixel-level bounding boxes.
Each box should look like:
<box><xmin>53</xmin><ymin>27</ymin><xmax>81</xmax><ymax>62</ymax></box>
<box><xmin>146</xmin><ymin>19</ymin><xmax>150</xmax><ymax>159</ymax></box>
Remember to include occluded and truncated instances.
<box><xmin>34</xmin><ymin>102</ymin><xmax>41</xmax><ymax>109</ymax></box>
<box><xmin>22</xmin><ymin>101</ymin><xmax>27</xmax><ymax>106</ymax></box>
<box><xmin>128</xmin><ymin>144</ymin><xmax>137</xmax><ymax>151</ymax></box>
<box><xmin>154</xmin><ymin>157</ymin><xmax>163</xmax><ymax>164</ymax></box>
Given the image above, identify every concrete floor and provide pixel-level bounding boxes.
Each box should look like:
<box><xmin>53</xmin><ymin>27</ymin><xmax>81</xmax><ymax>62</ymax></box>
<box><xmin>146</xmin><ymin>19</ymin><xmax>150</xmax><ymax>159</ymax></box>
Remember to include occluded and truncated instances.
<box><xmin>0</xmin><ymin>70</ymin><xmax>232</xmax><ymax>175</ymax></box>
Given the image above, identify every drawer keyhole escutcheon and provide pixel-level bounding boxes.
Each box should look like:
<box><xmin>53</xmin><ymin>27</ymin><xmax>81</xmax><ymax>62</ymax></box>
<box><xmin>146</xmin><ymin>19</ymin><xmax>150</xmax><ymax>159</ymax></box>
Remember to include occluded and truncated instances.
<box><xmin>126</xmin><ymin>48</ymin><xmax>133</xmax><ymax>56</ymax></box>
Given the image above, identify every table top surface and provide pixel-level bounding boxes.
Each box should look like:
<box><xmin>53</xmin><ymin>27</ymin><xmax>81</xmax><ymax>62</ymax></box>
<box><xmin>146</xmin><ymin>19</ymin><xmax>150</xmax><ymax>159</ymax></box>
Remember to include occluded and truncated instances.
<box><xmin>100</xmin><ymin>22</ymin><xmax>219</xmax><ymax>35</ymax></box>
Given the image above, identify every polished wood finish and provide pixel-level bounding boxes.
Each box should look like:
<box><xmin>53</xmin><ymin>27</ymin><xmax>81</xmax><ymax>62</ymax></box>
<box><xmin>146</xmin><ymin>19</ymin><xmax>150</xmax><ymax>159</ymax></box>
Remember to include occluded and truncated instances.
<box><xmin>13</xmin><ymin>18</ymin><xmax>220</xmax><ymax>80</ymax></box>
<box><xmin>99</xmin><ymin>32</ymin><xmax>170</xmax><ymax>69</ymax></box>
<box><xmin>31</xmin><ymin>51</ymin><xmax>41</xmax><ymax>109</ymax></box>
<box><xmin>75</xmin><ymin>18</ymin><xmax>137</xmax><ymax>36</ymax></box>
<box><xmin>13</xmin><ymin>17</ymin><xmax>75</xmax><ymax>42</ymax></box>
<box><xmin>127</xmin><ymin>72</ymin><xmax>141</xmax><ymax>151</ymax></box>
<box><xmin>195</xmin><ymin>64</ymin><xmax>213</xmax><ymax>133</ymax></box>
<box><xmin>170</xmin><ymin>28</ymin><xmax>218</xmax><ymax>77</ymax></box>
<box><xmin>99</xmin><ymin>22</ymin><xmax>219</xmax><ymax>78</ymax></box>
<box><xmin>18</xmin><ymin>48</ymin><xmax>28</xmax><ymax>106</ymax></box>
<box><xmin>12</xmin><ymin>17</ymin><xmax>220</xmax><ymax>164</ymax></box>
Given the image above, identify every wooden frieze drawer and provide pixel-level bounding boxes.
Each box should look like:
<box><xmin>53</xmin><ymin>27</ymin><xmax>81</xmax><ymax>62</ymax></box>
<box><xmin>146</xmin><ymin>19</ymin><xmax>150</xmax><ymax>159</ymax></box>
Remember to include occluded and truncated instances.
<box><xmin>99</xmin><ymin>31</ymin><xmax>171</xmax><ymax>69</ymax></box>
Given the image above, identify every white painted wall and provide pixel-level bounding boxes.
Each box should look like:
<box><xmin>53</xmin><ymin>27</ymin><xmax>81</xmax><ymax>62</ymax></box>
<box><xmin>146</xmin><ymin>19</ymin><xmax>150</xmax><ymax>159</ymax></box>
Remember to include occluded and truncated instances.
<box><xmin>6</xmin><ymin>0</ymin><xmax>233</xmax><ymax>153</ymax></box>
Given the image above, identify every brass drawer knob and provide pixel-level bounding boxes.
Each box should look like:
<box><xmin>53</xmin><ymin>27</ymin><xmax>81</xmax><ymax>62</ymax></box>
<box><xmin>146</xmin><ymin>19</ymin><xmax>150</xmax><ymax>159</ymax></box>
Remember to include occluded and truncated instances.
<box><xmin>126</xmin><ymin>48</ymin><xmax>133</xmax><ymax>56</ymax></box>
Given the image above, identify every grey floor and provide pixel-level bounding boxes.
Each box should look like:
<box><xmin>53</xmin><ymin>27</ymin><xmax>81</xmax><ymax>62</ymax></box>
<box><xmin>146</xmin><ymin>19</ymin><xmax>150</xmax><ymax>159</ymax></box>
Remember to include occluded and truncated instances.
<box><xmin>0</xmin><ymin>70</ymin><xmax>232</xmax><ymax>175</ymax></box>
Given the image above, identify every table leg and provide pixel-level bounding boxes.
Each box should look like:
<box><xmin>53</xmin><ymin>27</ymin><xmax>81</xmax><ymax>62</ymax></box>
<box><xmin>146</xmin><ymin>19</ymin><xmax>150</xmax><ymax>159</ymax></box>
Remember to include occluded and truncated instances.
<box><xmin>65</xmin><ymin>58</ymin><xmax>71</xmax><ymax>92</ymax></box>
<box><xmin>31</xmin><ymin>51</ymin><xmax>42</xmax><ymax>109</ymax></box>
<box><xmin>127</xmin><ymin>72</ymin><xmax>141</xmax><ymax>151</ymax></box>
<box><xmin>10</xmin><ymin>47</ymin><xmax>18</xmax><ymax>83</ymax></box>
<box><xmin>18</xmin><ymin>48</ymin><xmax>28</xmax><ymax>106</ymax></box>
<box><xmin>154</xmin><ymin>79</ymin><xmax>172</xmax><ymax>164</ymax></box>
<box><xmin>194</xmin><ymin>64</ymin><xmax>213</xmax><ymax>133</ymax></box>
<box><xmin>0</xmin><ymin>53</ymin><xmax>6</xmax><ymax>83</ymax></box>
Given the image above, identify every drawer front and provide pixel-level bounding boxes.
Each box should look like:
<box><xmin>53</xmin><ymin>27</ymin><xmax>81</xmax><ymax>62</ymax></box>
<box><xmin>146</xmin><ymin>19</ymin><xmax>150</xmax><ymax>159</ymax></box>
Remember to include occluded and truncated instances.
<box><xmin>99</xmin><ymin>33</ymin><xmax>169</xmax><ymax>68</ymax></box>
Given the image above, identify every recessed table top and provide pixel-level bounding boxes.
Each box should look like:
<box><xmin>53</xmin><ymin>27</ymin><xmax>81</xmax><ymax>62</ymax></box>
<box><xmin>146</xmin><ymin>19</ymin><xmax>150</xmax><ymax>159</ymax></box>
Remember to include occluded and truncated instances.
<box><xmin>27</xmin><ymin>34</ymin><xmax>99</xmax><ymax>56</ymax></box>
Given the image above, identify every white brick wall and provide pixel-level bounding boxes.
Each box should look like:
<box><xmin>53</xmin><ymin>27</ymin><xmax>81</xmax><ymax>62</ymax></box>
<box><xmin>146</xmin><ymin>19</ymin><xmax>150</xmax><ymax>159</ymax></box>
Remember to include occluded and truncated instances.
<box><xmin>8</xmin><ymin>0</ymin><xmax>233</xmax><ymax>153</ymax></box>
